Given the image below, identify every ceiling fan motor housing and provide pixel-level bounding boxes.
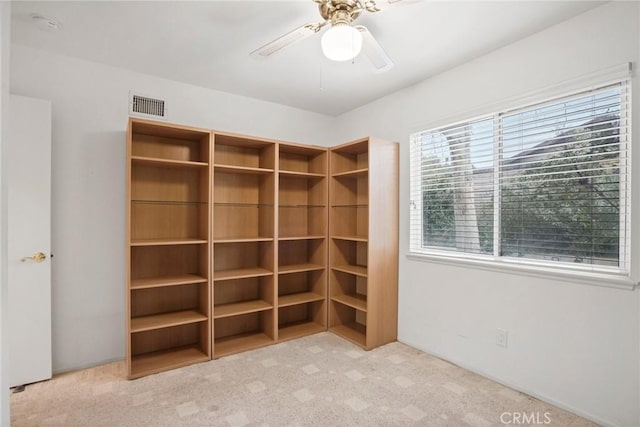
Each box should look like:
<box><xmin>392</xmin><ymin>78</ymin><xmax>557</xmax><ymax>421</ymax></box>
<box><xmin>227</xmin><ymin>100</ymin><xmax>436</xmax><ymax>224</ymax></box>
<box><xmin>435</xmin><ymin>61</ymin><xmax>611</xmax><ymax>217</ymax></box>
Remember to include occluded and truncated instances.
<box><xmin>319</xmin><ymin>0</ymin><xmax>365</xmax><ymax>24</ymax></box>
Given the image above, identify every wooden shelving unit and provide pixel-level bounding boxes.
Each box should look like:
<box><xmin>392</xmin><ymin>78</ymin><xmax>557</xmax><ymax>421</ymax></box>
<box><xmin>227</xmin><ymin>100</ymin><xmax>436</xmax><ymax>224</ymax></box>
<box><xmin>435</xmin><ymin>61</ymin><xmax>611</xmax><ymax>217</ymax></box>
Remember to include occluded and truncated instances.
<box><xmin>126</xmin><ymin>119</ymin><xmax>398</xmax><ymax>374</ymax></box>
<box><xmin>329</xmin><ymin>137</ymin><xmax>398</xmax><ymax>350</ymax></box>
<box><xmin>212</xmin><ymin>133</ymin><xmax>277</xmax><ymax>357</ymax></box>
<box><xmin>277</xmin><ymin>143</ymin><xmax>328</xmax><ymax>342</ymax></box>
<box><xmin>126</xmin><ymin>118</ymin><xmax>212</xmax><ymax>379</ymax></box>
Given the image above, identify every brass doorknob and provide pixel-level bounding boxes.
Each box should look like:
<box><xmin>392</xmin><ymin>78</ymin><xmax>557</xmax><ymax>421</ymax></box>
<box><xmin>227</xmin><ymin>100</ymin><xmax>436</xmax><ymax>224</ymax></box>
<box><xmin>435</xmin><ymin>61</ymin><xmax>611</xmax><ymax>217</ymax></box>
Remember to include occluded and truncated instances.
<box><xmin>21</xmin><ymin>252</ymin><xmax>46</xmax><ymax>263</ymax></box>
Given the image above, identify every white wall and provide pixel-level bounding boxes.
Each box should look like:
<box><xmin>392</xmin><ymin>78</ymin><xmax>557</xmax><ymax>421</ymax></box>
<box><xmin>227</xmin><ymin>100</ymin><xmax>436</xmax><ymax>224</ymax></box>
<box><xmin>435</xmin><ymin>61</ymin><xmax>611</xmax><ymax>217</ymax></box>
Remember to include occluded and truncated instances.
<box><xmin>0</xmin><ymin>2</ymin><xmax>10</xmax><ymax>425</ymax></box>
<box><xmin>334</xmin><ymin>3</ymin><xmax>639</xmax><ymax>427</ymax></box>
<box><xmin>9</xmin><ymin>45</ymin><xmax>337</xmax><ymax>373</ymax></box>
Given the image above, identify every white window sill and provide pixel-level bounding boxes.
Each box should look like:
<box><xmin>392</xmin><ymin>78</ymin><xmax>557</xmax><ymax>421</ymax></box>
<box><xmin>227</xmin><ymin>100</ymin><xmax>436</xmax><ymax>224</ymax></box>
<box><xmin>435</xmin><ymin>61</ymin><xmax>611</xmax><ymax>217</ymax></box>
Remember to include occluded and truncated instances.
<box><xmin>406</xmin><ymin>252</ymin><xmax>637</xmax><ymax>291</ymax></box>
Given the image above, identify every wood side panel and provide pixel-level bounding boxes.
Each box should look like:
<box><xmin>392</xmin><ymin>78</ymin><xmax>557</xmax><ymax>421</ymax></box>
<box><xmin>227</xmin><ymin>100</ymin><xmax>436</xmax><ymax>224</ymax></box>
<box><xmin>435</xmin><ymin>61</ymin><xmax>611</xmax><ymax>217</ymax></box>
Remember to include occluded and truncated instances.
<box><xmin>204</xmin><ymin>132</ymin><xmax>212</xmax><ymax>359</ymax></box>
<box><xmin>211</xmin><ymin>134</ymin><xmax>216</xmax><ymax>350</ymax></box>
<box><xmin>126</xmin><ymin>120</ymin><xmax>133</xmax><ymax>377</ymax></box>
<box><xmin>272</xmin><ymin>145</ymin><xmax>279</xmax><ymax>340</ymax></box>
<box><xmin>366</xmin><ymin>139</ymin><xmax>399</xmax><ymax>349</ymax></box>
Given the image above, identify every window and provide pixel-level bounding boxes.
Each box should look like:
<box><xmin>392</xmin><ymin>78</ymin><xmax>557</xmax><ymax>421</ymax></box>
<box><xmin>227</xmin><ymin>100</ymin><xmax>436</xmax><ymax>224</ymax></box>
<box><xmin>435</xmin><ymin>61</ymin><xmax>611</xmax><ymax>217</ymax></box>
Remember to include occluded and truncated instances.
<box><xmin>410</xmin><ymin>80</ymin><xmax>630</xmax><ymax>275</ymax></box>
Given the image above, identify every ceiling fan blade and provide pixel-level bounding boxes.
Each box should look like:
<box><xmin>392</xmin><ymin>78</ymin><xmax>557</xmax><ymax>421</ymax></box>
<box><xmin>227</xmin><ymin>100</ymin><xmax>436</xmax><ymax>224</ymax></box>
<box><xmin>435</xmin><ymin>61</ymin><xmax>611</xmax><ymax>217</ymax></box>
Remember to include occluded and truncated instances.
<box><xmin>250</xmin><ymin>22</ymin><xmax>324</xmax><ymax>59</ymax></box>
<box><xmin>355</xmin><ymin>25</ymin><xmax>394</xmax><ymax>73</ymax></box>
<box><xmin>371</xmin><ymin>0</ymin><xmax>421</xmax><ymax>12</ymax></box>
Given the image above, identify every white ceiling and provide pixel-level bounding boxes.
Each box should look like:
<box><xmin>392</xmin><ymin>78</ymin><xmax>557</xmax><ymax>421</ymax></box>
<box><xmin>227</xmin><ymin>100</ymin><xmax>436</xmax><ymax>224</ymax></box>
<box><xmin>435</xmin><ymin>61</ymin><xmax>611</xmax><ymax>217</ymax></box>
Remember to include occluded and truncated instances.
<box><xmin>11</xmin><ymin>1</ymin><xmax>602</xmax><ymax>116</ymax></box>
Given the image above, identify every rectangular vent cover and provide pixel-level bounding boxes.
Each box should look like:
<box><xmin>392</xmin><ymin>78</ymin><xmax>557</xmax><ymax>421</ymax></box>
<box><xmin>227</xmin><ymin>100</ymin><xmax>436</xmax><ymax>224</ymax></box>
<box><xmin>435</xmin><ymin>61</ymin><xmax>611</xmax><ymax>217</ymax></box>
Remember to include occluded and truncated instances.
<box><xmin>129</xmin><ymin>93</ymin><xmax>167</xmax><ymax>120</ymax></box>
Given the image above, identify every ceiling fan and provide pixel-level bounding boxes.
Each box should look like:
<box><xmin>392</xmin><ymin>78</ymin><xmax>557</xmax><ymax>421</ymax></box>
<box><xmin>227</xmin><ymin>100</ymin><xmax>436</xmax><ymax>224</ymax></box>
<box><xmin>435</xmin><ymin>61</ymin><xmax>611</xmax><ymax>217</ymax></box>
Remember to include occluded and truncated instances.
<box><xmin>250</xmin><ymin>0</ymin><xmax>408</xmax><ymax>73</ymax></box>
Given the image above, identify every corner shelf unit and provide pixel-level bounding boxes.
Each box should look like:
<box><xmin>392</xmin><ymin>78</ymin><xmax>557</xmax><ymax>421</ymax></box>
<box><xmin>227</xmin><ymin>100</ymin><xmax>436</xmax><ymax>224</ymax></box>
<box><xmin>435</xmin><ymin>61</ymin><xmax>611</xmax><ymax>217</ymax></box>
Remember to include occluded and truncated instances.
<box><xmin>126</xmin><ymin>118</ymin><xmax>212</xmax><ymax>379</ymax></box>
<box><xmin>329</xmin><ymin>137</ymin><xmax>399</xmax><ymax>350</ymax></box>
<box><xmin>126</xmin><ymin>119</ymin><xmax>397</xmax><ymax>377</ymax></box>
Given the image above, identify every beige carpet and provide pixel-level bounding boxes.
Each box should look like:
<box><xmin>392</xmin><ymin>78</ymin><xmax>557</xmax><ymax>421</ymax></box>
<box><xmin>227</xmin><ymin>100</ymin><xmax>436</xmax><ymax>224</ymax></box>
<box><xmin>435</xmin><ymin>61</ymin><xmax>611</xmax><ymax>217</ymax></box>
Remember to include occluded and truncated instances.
<box><xmin>11</xmin><ymin>333</ymin><xmax>595</xmax><ymax>426</ymax></box>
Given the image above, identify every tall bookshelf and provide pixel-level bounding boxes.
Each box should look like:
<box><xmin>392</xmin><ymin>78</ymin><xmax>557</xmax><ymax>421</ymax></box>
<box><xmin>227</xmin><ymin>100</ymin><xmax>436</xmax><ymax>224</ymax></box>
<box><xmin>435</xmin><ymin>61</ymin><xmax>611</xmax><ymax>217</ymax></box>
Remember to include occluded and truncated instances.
<box><xmin>126</xmin><ymin>118</ymin><xmax>212</xmax><ymax>379</ymax></box>
<box><xmin>212</xmin><ymin>133</ymin><xmax>277</xmax><ymax>358</ymax></box>
<box><xmin>277</xmin><ymin>143</ymin><xmax>328</xmax><ymax>342</ymax></box>
<box><xmin>329</xmin><ymin>137</ymin><xmax>398</xmax><ymax>350</ymax></box>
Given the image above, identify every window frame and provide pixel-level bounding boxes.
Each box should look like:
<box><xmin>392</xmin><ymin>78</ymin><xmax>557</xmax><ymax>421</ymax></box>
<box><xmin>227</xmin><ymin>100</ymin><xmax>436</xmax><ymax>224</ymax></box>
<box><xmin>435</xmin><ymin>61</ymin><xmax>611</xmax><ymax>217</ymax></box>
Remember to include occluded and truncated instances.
<box><xmin>408</xmin><ymin>78</ymin><xmax>634</xmax><ymax>289</ymax></box>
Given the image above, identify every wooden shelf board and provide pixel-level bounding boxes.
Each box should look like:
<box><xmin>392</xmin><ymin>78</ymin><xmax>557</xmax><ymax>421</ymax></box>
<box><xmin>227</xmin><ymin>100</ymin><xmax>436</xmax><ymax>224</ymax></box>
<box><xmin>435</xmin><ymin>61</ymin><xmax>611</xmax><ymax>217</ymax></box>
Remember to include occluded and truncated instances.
<box><xmin>278</xmin><ymin>321</ymin><xmax>325</xmax><ymax>342</ymax></box>
<box><xmin>279</xmin><ymin>170</ymin><xmax>325</xmax><ymax>179</ymax></box>
<box><xmin>131</xmin><ymin>156</ymin><xmax>208</xmax><ymax>168</ymax></box>
<box><xmin>331</xmin><ymin>235</ymin><xmax>368</xmax><ymax>242</ymax></box>
<box><xmin>278</xmin><ymin>292</ymin><xmax>324</xmax><ymax>308</ymax></box>
<box><xmin>331</xmin><ymin>264</ymin><xmax>368</xmax><ymax>277</ymax></box>
<box><xmin>213</xmin><ymin>267</ymin><xmax>273</xmax><ymax>281</ymax></box>
<box><xmin>131</xmin><ymin>238</ymin><xmax>208</xmax><ymax>247</ymax></box>
<box><xmin>214</xmin><ymin>202</ymin><xmax>273</xmax><ymax>208</ymax></box>
<box><xmin>331</xmin><ymin>294</ymin><xmax>367</xmax><ymax>312</ymax></box>
<box><xmin>130</xmin><ymin>345</ymin><xmax>209</xmax><ymax>379</ymax></box>
<box><xmin>279</xmin><ymin>204</ymin><xmax>325</xmax><ymax>208</ymax></box>
<box><xmin>332</xmin><ymin>168</ymin><xmax>368</xmax><ymax>178</ymax></box>
<box><xmin>213</xmin><ymin>237</ymin><xmax>273</xmax><ymax>243</ymax></box>
<box><xmin>131</xmin><ymin>118</ymin><xmax>210</xmax><ymax>140</ymax></box>
<box><xmin>330</xmin><ymin>323</ymin><xmax>367</xmax><ymax>348</ymax></box>
<box><xmin>279</xmin><ymin>235</ymin><xmax>325</xmax><ymax>241</ymax></box>
<box><xmin>131</xmin><ymin>200</ymin><xmax>206</xmax><ymax>206</ymax></box>
<box><xmin>214</xmin><ymin>332</ymin><xmax>274</xmax><ymax>358</ymax></box>
<box><xmin>214</xmin><ymin>164</ymin><xmax>274</xmax><ymax>175</ymax></box>
<box><xmin>214</xmin><ymin>300</ymin><xmax>272</xmax><ymax>319</ymax></box>
<box><xmin>131</xmin><ymin>310</ymin><xmax>208</xmax><ymax>333</ymax></box>
<box><xmin>278</xmin><ymin>263</ymin><xmax>325</xmax><ymax>275</ymax></box>
<box><xmin>131</xmin><ymin>274</ymin><xmax>207</xmax><ymax>290</ymax></box>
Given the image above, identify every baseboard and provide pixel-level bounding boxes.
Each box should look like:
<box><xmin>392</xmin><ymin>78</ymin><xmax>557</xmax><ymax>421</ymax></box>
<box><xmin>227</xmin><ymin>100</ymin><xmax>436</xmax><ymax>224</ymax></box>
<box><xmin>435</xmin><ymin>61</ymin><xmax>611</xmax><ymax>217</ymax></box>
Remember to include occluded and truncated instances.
<box><xmin>52</xmin><ymin>357</ymin><xmax>124</xmax><ymax>376</ymax></box>
<box><xmin>397</xmin><ymin>337</ymin><xmax>617</xmax><ymax>427</ymax></box>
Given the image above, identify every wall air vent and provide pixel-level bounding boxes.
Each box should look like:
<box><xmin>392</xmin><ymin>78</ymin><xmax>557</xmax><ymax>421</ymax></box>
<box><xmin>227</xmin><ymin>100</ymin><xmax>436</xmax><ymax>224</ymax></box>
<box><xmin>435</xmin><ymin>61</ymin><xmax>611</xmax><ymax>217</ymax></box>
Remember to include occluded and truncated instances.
<box><xmin>129</xmin><ymin>92</ymin><xmax>167</xmax><ymax>120</ymax></box>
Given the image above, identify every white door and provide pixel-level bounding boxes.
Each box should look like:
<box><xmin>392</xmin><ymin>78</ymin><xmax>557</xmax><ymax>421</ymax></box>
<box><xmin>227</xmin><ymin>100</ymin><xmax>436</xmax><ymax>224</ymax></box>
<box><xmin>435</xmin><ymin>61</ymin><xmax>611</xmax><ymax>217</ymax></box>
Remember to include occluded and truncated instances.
<box><xmin>8</xmin><ymin>94</ymin><xmax>52</xmax><ymax>387</ymax></box>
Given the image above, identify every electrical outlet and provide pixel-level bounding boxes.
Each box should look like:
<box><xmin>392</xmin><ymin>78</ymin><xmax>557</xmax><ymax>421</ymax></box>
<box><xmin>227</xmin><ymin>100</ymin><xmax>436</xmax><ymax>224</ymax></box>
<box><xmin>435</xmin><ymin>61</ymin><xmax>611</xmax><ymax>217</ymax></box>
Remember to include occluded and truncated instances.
<box><xmin>496</xmin><ymin>328</ymin><xmax>508</xmax><ymax>348</ymax></box>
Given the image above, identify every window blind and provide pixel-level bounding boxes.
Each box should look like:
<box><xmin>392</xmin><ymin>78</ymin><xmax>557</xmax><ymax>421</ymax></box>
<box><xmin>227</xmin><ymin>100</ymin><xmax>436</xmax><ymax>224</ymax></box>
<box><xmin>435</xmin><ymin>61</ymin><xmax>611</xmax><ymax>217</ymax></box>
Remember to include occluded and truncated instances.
<box><xmin>499</xmin><ymin>83</ymin><xmax>629</xmax><ymax>269</ymax></box>
<box><xmin>410</xmin><ymin>79</ymin><xmax>630</xmax><ymax>273</ymax></box>
<box><xmin>410</xmin><ymin>117</ymin><xmax>495</xmax><ymax>255</ymax></box>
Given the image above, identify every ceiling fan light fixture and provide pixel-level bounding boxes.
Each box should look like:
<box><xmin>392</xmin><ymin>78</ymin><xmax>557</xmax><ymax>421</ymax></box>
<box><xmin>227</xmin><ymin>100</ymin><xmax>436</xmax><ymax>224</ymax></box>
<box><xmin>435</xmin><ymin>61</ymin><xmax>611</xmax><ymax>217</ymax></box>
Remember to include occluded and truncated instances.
<box><xmin>321</xmin><ymin>24</ymin><xmax>363</xmax><ymax>61</ymax></box>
